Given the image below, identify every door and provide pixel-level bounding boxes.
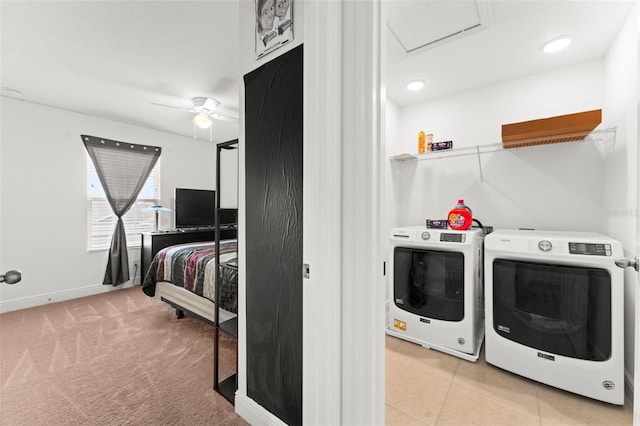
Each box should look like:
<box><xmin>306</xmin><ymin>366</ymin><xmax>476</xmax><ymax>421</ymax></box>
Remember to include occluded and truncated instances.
<box><xmin>244</xmin><ymin>45</ymin><xmax>303</xmax><ymax>426</ymax></box>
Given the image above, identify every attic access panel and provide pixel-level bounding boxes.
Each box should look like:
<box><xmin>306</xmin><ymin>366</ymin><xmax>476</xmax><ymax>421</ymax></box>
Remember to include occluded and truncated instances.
<box><xmin>387</xmin><ymin>0</ymin><xmax>491</xmax><ymax>53</ymax></box>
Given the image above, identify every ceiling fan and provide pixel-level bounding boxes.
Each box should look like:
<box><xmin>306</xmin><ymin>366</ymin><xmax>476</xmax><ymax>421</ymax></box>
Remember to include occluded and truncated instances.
<box><xmin>152</xmin><ymin>97</ymin><xmax>238</xmax><ymax>130</ymax></box>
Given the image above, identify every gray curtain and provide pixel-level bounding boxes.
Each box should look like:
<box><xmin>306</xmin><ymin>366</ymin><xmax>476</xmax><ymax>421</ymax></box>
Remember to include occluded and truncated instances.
<box><xmin>82</xmin><ymin>135</ymin><xmax>161</xmax><ymax>286</ymax></box>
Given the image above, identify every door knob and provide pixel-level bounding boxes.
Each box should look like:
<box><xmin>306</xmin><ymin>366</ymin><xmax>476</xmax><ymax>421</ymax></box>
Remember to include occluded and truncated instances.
<box><xmin>0</xmin><ymin>270</ymin><xmax>22</xmax><ymax>284</ymax></box>
<box><xmin>615</xmin><ymin>257</ymin><xmax>639</xmax><ymax>271</ymax></box>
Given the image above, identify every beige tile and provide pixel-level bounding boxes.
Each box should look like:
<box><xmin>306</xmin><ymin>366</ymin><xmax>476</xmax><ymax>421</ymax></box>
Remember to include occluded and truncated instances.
<box><xmin>387</xmin><ymin>340</ymin><xmax>460</xmax><ymax>384</ymax></box>
<box><xmin>451</xmin><ymin>355</ymin><xmax>541</xmax><ymax>416</ymax></box>
<box><xmin>386</xmin><ymin>404</ymin><xmax>428</xmax><ymax>426</ymax></box>
<box><xmin>537</xmin><ymin>383</ymin><xmax>633</xmax><ymax>426</ymax></box>
<box><xmin>386</xmin><ymin>334</ymin><xmax>404</xmax><ymax>351</ymax></box>
<box><xmin>435</xmin><ymin>383</ymin><xmax>541</xmax><ymax>426</ymax></box>
<box><xmin>386</xmin><ymin>360</ymin><xmax>451</xmax><ymax>425</ymax></box>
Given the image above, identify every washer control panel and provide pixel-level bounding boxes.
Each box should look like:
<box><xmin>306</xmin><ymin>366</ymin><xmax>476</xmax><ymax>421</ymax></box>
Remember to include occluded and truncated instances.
<box><xmin>568</xmin><ymin>242</ymin><xmax>612</xmax><ymax>256</ymax></box>
<box><xmin>440</xmin><ymin>233</ymin><xmax>466</xmax><ymax>243</ymax></box>
<box><xmin>538</xmin><ymin>240</ymin><xmax>552</xmax><ymax>252</ymax></box>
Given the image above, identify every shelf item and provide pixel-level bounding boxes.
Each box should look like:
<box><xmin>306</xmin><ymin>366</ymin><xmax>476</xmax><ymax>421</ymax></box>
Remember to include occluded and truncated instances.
<box><xmin>501</xmin><ymin>109</ymin><xmax>602</xmax><ymax>149</ymax></box>
<box><xmin>391</xmin><ymin>153</ymin><xmax>418</xmax><ymax>161</ymax></box>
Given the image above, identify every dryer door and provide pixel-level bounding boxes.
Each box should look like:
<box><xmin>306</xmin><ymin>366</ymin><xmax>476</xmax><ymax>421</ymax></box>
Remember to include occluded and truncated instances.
<box><xmin>393</xmin><ymin>247</ymin><xmax>465</xmax><ymax>321</ymax></box>
<box><xmin>492</xmin><ymin>258</ymin><xmax>611</xmax><ymax>361</ymax></box>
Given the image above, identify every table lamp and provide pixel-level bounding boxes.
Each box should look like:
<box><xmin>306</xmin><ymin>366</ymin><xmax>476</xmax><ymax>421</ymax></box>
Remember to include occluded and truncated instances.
<box><xmin>148</xmin><ymin>205</ymin><xmax>172</xmax><ymax>232</ymax></box>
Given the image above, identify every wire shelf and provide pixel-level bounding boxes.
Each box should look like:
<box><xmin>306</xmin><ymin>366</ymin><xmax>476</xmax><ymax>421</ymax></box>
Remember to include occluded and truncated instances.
<box><xmin>390</xmin><ymin>127</ymin><xmax>616</xmax><ymax>163</ymax></box>
<box><xmin>389</xmin><ymin>127</ymin><xmax>617</xmax><ymax>182</ymax></box>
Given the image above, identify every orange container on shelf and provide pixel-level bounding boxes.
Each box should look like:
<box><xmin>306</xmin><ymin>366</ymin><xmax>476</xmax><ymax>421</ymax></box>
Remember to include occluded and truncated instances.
<box><xmin>418</xmin><ymin>131</ymin><xmax>426</xmax><ymax>154</ymax></box>
<box><xmin>448</xmin><ymin>199</ymin><xmax>473</xmax><ymax>230</ymax></box>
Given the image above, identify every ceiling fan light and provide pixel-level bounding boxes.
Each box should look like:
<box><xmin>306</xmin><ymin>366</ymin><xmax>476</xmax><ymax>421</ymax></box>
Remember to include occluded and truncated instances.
<box><xmin>407</xmin><ymin>80</ymin><xmax>425</xmax><ymax>91</ymax></box>
<box><xmin>194</xmin><ymin>113</ymin><xmax>212</xmax><ymax>129</ymax></box>
<box><xmin>542</xmin><ymin>36</ymin><xmax>572</xmax><ymax>53</ymax></box>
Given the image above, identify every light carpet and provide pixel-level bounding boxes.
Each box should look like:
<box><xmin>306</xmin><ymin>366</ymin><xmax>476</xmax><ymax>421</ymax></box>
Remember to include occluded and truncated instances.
<box><xmin>0</xmin><ymin>286</ymin><xmax>246</xmax><ymax>426</ymax></box>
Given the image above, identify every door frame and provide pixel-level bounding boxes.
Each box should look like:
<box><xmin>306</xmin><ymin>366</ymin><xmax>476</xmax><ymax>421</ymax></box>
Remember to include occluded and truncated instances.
<box><xmin>302</xmin><ymin>0</ymin><xmax>385</xmax><ymax>425</ymax></box>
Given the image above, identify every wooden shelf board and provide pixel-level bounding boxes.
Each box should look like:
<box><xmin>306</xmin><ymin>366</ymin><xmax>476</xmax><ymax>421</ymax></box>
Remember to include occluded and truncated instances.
<box><xmin>502</xmin><ymin>109</ymin><xmax>602</xmax><ymax>149</ymax></box>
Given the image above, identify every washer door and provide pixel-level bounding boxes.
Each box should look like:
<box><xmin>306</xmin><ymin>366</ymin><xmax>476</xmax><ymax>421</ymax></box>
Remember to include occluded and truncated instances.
<box><xmin>492</xmin><ymin>258</ymin><xmax>611</xmax><ymax>361</ymax></box>
<box><xmin>393</xmin><ymin>247</ymin><xmax>465</xmax><ymax>321</ymax></box>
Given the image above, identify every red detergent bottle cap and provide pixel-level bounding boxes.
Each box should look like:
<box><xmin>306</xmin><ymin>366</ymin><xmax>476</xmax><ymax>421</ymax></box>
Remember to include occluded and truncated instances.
<box><xmin>448</xmin><ymin>199</ymin><xmax>472</xmax><ymax>230</ymax></box>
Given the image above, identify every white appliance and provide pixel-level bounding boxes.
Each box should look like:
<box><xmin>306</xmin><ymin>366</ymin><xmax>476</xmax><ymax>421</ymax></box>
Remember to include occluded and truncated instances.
<box><xmin>484</xmin><ymin>229</ymin><xmax>624</xmax><ymax>405</ymax></box>
<box><xmin>386</xmin><ymin>226</ymin><xmax>484</xmax><ymax>361</ymax></box>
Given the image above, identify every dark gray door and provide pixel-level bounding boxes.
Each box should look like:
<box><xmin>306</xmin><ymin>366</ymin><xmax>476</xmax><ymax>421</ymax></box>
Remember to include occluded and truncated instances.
<box><xmin>244</xmin><ymin>44</ymin><xmax>303</xmax><ymax>426</ymax></box>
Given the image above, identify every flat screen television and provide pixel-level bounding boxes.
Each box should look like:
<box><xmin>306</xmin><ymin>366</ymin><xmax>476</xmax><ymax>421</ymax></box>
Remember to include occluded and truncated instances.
<box><xmin>175</xmin><ymin>188</ymin><xmax>216</xmax><ymax>229</ymax></box>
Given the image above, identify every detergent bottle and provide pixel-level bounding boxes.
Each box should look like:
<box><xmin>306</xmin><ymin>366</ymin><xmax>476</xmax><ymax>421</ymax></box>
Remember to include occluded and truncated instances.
<box><xmin>448</xmin><ymin>199</ymin><xmax>472</xmax><ymax>230</ymax></box>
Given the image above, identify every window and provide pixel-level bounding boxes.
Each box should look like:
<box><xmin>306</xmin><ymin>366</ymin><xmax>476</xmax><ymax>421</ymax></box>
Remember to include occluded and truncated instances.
<box><xmin>87</xmin><ymin>156</ymin><xmax>160</xmax><ymax>250</ymax></box>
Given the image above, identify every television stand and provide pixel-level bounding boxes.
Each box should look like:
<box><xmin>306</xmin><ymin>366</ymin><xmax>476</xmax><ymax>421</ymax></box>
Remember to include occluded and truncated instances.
<box><xmin>140</xmin><ymin>228</ymin><xmax>237</xmax><ymax>278</ymax></box>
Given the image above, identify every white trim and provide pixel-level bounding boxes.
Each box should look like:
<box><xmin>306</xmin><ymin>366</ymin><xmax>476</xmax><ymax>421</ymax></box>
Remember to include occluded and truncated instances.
<box><xmin>302</xmin><ymin>0</ymin><xmax>343</xmax><ymax>424</ymax></box>
<box><xmin>341</xmin><ymin>1</ymin><xmax>385</xmax><ymax>424</ymax></box>
<box><xmin>634</xmin><ymin>4</ymin><xmax>640</xmax><ymax>422</ymax></box>
<box><xmin>0</xmin><ymin>282</ymin><xmax>135</xmax><ymax>313</ymax></box>
<box><xmin>634</xmin><ymin>269</ymin><xmax>639</xmax><ymax>421</ymax></box>
<box><xmin>236</xmin><ymin>38</ymin><xmax>247</xmax><ymax>421</ymax></box>
<box><xmin>235</xmin><ymin>391</ymin><xmax>288</xmax><ymax>426</ymax></box>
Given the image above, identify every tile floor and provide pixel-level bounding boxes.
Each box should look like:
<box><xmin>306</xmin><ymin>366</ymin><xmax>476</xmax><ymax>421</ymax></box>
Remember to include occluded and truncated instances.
<box><xmin>385</xmin><ymin>335</ymin><xmax>633</xmax><ymax>426</ymax></box>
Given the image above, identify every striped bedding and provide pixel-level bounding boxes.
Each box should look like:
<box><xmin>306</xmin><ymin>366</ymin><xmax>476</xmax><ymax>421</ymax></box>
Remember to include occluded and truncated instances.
<box><xmin>142</xmin><ymin>240</ymin><xmax>237</xmax><ymax>312</ymax></box>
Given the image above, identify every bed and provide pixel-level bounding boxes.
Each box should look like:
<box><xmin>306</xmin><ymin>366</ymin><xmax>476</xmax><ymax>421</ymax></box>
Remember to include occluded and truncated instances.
<box><xmin>142</xmin><ymin>239</ymin><xmax>238</xmax><ymax>325</ymax></box>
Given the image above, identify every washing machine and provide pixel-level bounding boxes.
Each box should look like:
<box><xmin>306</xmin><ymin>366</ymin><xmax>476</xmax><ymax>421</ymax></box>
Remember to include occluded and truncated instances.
<box><xmin>484</xmin><ymin>229</ymin><xmax>624</xmax><ymax>405</ymax></box>
<box><xmin>386</xmin><ymin>226</ymin><xmax>485</xmax><ymax>361</ymax></box>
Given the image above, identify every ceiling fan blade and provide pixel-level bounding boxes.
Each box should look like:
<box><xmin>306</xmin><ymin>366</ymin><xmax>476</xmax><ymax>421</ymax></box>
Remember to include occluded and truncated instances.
<box><xmin>151</xmin><ymin>102</ymin><xmax>192</xmax><ymax>111</ymax></box>
<box><xmin>210</xmin><ymin>113</ymin><xmax>239</xmax><ymax>123</ymax></box>
<box><xmin>202</xmin><ymin>98</ymin><xmax>220</xmax><ymax>111</ymax></box>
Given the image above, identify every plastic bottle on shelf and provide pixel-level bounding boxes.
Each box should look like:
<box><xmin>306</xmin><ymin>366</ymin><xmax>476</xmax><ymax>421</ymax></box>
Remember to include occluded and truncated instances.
<box><xmin>448</xmin><ymin>199</ymin><xmax>473</xmax><ymax>230</ymax></box>
<box><xmin>418</xmin><ymin>131</ymin><xmax>425</xmax><ymax>154</ymax></box>
<box><xmin>426</xmin><ymin>133</ymin><xmax>433</xmax><ymax>151</ymax></box>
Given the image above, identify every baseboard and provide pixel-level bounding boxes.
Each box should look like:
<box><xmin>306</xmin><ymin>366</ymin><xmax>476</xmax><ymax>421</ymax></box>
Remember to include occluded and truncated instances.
<box><xmin>235</xmin><ymin>391</ymin><xmax>287</xmax><ymax>426</ymax></box>
<box><xmin>624</xmin><ymin>367</ymin><xmax>635</xmax><ymax>408</ymax></box>
<box><xmin>0</xmin><ymin>281</ymin><xmax>136</xmax><ymax>313</ymax></box>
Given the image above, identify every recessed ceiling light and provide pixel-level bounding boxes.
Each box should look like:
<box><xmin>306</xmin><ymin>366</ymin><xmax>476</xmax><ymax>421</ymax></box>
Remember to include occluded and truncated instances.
<box><xmin>406</xmin><ymin>80</ymin><xmax>424</xmax><ymax>91</ymax></box>
<box><xmin>542</xmin><ymin>36</ymin><xmax>572</xmax><ymax>53</ymax></box>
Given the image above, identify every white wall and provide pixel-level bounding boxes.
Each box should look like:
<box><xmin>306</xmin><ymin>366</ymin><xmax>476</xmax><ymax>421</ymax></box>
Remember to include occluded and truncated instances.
<box><xmin>602</xmin><ymin>3</ymin><xmax>639</xmax><ymax>394</ymax></box>
<box><xmin>390</xmin><ymin>59</ymin><xmax>606</xmax><ymax>233</ymax></box>
<box><xmin>0</xmin><ymin>97</ymin><xmax>234</xmax><ymax>312</ymax></box>
<box><xmin>385</xmin><ymin>99</ymin><xmax>400</xmax><ymax>235</ymax></box>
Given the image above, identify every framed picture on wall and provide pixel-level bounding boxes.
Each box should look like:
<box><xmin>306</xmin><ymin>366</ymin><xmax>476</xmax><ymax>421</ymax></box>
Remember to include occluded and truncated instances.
<box><xmin>255</xmin><ymin>0</ymin><xmax>293</xmax><ymax>58</ymax></box>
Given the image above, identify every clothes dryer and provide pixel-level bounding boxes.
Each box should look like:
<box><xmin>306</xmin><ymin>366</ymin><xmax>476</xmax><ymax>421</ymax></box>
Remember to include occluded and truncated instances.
<box><xmin>484</xmin><ymin>229</ymin><xmax>624</xmax><ymax>405</ymax></box>
<box><xmin>386</xmin><ymin>226</ymin><xmax>484</xmax><ymax>361</ymax></box>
